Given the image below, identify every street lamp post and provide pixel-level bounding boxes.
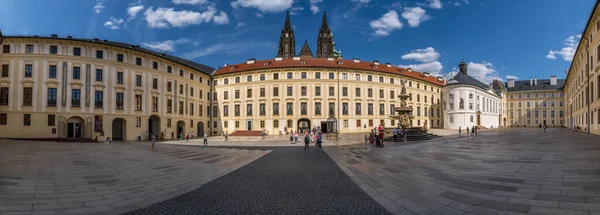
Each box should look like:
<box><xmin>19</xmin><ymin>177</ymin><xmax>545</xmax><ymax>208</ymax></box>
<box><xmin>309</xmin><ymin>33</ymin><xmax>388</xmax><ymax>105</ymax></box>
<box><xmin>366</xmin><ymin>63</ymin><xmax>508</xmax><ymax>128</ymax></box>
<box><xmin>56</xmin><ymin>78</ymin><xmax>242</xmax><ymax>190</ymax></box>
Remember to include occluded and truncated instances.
<box><xmin>337</xmin><ymin>61</ymin><xmax>341</xmax><ymax>140</ymax></box>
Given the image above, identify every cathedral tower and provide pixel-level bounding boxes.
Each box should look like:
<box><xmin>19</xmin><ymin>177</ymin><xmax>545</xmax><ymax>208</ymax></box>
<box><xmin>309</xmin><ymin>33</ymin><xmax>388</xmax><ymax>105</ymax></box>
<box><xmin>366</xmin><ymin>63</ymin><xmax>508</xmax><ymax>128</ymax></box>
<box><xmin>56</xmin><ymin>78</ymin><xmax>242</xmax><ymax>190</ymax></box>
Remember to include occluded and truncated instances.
<box><xmin>316</xmin><ymin>11</ymin><xmax>334</xmax><ymax>58</ymax></box>
<box><xmin>277</xmin><ymin>11</ymin><xmax>296</xmax><ymax>58</ymax></box>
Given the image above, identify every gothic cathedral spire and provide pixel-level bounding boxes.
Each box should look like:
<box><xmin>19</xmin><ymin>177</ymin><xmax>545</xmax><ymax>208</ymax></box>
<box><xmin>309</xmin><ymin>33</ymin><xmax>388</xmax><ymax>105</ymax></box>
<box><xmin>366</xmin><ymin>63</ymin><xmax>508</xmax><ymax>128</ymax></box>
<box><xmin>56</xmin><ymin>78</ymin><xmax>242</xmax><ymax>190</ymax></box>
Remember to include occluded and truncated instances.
<box><xmin>316</xmin><ymin>11</ymin><xmax>334</xmax><ymax>58</ymax></box>
<box><xmin>277</xmin><ymin>11</ymin><xmax>296</xmax><ymax>58</ymax></box>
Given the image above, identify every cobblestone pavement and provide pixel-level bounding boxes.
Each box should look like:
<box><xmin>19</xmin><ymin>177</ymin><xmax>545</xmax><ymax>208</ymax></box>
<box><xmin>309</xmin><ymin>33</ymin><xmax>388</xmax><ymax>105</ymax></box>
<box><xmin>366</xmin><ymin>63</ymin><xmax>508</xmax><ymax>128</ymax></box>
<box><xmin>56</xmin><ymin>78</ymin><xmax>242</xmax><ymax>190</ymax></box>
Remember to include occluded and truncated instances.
<box><xmin>126</xmin><ymin>146</ymin><xmax>390</xmax><ymax>215</ymax></box>
<box><xmin>0</xmin><ymin>140</ymin><xmax>270</xmax><ymax>214</ymax></box>
<box><xmin>326</xmin><ymin>128</ymin><xmax>600</xmax><ymax>215</ymax></box>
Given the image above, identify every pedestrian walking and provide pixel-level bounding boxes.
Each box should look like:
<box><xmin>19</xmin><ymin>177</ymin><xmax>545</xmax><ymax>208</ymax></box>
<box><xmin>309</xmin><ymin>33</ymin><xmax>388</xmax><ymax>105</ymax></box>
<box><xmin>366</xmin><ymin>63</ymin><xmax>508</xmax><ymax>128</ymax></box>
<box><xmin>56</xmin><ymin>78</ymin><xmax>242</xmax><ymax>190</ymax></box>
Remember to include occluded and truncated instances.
<box><xmin>369</xmin><ymin>132</ymin><xmax>375</xmax><ymax>145</ymax></box>
<box><xmin>151</xmin><ymin>134</ymin><xmax>156</xmax><ymax>152</ymax></box>
<box><xmin>225</xmin><ymin>131</ymin><xmax>229</xmax><ymax>141</ymax></box>
<box><xmin>171</xmin><ymin>131</ymin><xmax>174</xmax><ymax>140</ymax></box>
<box><xmin>539</xmin><ymin>124</ymin><xmax>542</xmax><ymax>133</ymax></box>
<box><xmin>186</xmin><ymin>133</ymin><xmax>189</xmax><ymax>142</ymax></box>
<box><xmin>393</xmin><ymin>127</ymin><xmax>398</xmax><ymax>142</ymax></box>
<box><xmin>459</xmin><ymin>127</ymin><xmax>462</xmax><ymax>136</ymax></box>
<box><xmin>543</xmin><ymin>124</ymin><xmax>547</xmax><ymax>133</ymax></box>
<box><xmin>466</xmin><ymin>127</ymin><xmax>470</xmax><ymax>135</ymax></box>
<box><xmin>203</xmin><ymin>133</ymin><xmax>208</xmax><ymax>146</ymax></box>
<box><xmin>317</xmin><ymin>132</ymin><xmax>322</xmax><ymax>150</ymax></box>
<box><xmin>304</xmin><ymin>134</ymin><xmax>310</xmax><ymax>150</ymax></box>
<box><xmin>191</xmin><ymin>131</ymin><xmax>194</xmax><ymax>139</ymax></box>
<box><xmin>290</xmin><ymin>130</ymin><xmax>294</xmax><ymax>144</ymax></box>
<box><xmin>402</xmin><ymin>127</ymin><xmax>407</xmax><ymax>142</ymax></box>
<box><xmin>294</xmin><ymin>131</ymin><xmax>299</xmax><ymax>144</ymax></box>
<box><xmin>474</xmin><ymin>126</ymin><xmax>478</xmax><ymax>136</ymax></box>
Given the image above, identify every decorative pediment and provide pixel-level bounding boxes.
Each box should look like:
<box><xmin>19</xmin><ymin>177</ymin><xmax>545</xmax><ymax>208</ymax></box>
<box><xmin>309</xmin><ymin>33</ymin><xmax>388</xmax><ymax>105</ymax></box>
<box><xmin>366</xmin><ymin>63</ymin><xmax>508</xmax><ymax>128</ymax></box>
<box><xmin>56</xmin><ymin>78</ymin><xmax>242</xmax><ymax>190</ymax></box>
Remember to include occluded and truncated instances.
<box><xmin>166</xmin><ymin>94</ymin><xmax>174</xmax><ymax>99</ymax></box>
<box><xmin>69</xmin><ymin>81</ymin><xmax>83</xmax><ymax>89</ymax></box>
<box><xmin>151</xmin><ymin>91</ymin><xmax>160</xmax><ymax>97</ymax></box>
<box><xmin>327</xmin><ymin>98</ymin><xmax>336</xmax><ymax>101</ymax></box>
<box><xmin>300</xmin><ymin>97</ymin><xmax>309</xmax><ymax>102</ymax></box>
<box><xmin>45</xmin><ymin>79</ymin><xmax>60</xmax><ymax>88</ymax></box>
<box><xmin>133</xmin><ymin>88</ymin><xmax>144</xmax><ymax>95</ymax></box>
<box><xmin>0</xmin><ymin>79</ymin><xmax>11</xmax><ymax>87</ymax></box>
<box><xmin>285</xmin><ymin>97</ymin><xmax>295</xmax><ymax>101</ymax></box>
<box><xmin>271</xmin><ymin>98</ymin><xmax>281</xmax><ymax>102</ymax></box>
<box><xmin>367</xmin><ymin>98</ymin><xmax>375</xmax><ymax>102</ymax></box>
<box><xmin>93</xmin><ymin>83</ymin><xmax>106</xmax><ymax>89</ymax></box>
<box><xmin>258</xmin><ymin>98</ymin><xmax>267</xmax><ymax>102</ymax></box>
<box><xmin>313</xmin><ymin>98</ymin><xmax>322</xmax><ymax>101</ymax></box>
<box><xmin>354</xmin><ymin>98</ymin><xmax>362</xmax><ymax>102</ymax></box>
<box><xmin>114</xmin><ymin>85</ymin><xmax>126</xmax><ymax>93</ymax></box>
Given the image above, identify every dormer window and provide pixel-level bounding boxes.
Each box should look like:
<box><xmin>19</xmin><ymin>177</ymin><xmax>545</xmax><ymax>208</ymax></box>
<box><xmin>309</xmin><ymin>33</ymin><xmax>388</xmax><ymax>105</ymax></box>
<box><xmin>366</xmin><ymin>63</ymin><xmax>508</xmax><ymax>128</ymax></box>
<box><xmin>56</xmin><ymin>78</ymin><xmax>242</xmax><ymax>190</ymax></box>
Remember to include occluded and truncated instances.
<box><xmin>229</xmin><ymin>67</ymin><xmax>235</xmax><ymax>70</ymax></box>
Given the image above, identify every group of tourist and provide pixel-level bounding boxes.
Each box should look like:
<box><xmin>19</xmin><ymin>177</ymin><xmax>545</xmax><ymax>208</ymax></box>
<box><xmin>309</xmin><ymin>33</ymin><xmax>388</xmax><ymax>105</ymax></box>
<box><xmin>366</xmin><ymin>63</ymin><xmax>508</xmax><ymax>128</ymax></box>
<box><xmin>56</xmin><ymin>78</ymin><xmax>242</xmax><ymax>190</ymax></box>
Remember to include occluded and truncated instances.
<box><xmin>538</xmin><ymin>124</ymin><xmax>548</xmax><ymax>133</ymax></box>
<box><xmin>458</xmin><ymin>126</ymin><xmax>478</xmax><ymax>136</ymax></box>
<box><xmin>392</xmin><ymin>127</ymin><xmax>408</xmax><ymax>142</ymax></box>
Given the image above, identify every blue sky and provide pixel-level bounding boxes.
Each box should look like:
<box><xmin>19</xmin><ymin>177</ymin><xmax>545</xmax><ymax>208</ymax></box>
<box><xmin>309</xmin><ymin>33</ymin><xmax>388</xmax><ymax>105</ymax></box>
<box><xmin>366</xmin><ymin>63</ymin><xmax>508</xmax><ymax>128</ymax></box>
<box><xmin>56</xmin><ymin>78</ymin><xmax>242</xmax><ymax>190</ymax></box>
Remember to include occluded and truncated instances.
<box><xmin>0</xmin><ymin>0</ymin><xmax>594</xmax><ymax>83</ymax></box>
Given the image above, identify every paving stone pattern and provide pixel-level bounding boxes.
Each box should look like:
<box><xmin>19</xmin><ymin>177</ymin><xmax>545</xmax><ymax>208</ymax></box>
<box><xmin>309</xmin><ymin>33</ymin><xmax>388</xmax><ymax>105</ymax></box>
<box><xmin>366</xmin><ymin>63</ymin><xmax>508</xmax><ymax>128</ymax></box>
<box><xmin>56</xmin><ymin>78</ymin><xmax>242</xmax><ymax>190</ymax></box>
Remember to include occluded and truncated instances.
<box><xmin>326</xmin><ymin>128</ymin><xmax>600</xmax><ymax>215</ymax></box>
<box><xmin>0</xmin><ymin>140</ymin><xmax>269</xmax><ymax>214</ymax></box>
<box><xmin>125</xmin><ymin>146</ymin><xmax>390</xmax><ymax>215</ymax></box>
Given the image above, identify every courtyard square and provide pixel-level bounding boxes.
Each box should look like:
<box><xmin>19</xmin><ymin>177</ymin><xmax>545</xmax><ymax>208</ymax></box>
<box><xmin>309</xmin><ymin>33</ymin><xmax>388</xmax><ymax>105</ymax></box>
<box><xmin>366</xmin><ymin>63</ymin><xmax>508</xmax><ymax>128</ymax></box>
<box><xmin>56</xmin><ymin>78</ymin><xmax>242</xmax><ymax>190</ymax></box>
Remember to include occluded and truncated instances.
<box><xmin>1</xmin><ymin>128</ymin><xmax>600</xmax><ymax>214</ymax></box>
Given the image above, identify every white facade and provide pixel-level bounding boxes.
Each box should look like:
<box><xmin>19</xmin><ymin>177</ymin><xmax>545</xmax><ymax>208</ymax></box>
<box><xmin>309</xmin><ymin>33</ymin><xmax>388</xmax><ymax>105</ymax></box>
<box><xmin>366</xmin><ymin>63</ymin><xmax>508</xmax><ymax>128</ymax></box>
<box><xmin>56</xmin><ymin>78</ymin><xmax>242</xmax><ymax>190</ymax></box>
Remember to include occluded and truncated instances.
<box><xmin>442</xmin><ymin>85</ymin><xmax>502</xmax><ymax>129</ymax></box>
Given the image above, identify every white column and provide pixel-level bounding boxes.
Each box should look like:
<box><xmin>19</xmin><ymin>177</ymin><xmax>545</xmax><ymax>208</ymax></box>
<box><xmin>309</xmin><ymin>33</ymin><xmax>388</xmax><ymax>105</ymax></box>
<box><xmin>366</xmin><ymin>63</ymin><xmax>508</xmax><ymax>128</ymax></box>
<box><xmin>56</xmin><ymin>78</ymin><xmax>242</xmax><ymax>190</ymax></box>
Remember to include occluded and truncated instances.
<box><xmin>41</xmin><ymin>61</ymin><xmax>48</xmax><ymax>112</ymax></box>
<box><xmin>17</xmin><ymin>60</ymin><xmax>23</xmax><ymax>112</ymax></box>
<box><xmin>80</xmin><ymin>63</ymin><xmax>86</xmax><ymax>113</ymax></box>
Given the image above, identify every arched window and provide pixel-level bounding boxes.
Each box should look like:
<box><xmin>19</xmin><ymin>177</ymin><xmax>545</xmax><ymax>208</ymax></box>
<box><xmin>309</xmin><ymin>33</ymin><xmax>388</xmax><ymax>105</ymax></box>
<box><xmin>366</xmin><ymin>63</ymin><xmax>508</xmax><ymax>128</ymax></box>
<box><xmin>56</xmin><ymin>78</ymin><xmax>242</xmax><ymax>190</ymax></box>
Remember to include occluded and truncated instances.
<box><xmin>449</xmin><ymin>115</ymin><xmax>454</xmax><ymax>123</ymax></box>
<box><xmin>469</xmin><ymin>93</ymin><xmax>473</xmax><ymax>99</ymax></box>
<box><xmin>459</xmin><ymin>98</ymin><xmax>465</xmax><ymax>109</ymax></box>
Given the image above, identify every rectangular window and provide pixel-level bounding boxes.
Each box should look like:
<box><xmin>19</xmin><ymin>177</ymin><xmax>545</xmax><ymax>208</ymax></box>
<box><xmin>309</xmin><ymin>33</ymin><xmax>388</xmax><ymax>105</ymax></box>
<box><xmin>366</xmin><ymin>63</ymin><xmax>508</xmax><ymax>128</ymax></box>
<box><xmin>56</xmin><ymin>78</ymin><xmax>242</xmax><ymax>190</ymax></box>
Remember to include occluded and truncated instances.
<box><xmin>343</xmin><ymin>103</ymin><xmax>348</xmax><ymax>115</ymax></box>
<box><xmin>95</xmin><ymin>69</ymin><xmax>102</xmax><ymax>81</ymax></box>
<box><xmin>287</xmin><ymin>87</ymin><xmax>293</xmax><ymax>96</ymax></box>
<box><xmin>274</xmin><ymin>120</ymin><xmax>279</xmax><ymax>128</ymax></box>
<box><xmin>301</xmin><ymin>86</ymin><xmax>307</xmax><ymax>96</ymax></box>
<box><xmin>301</xmin><ymin>102</ymin><xmax>307</xmax><ymax>115</ymax></box>
<box><xmin>342</xmin><ymin>87</ymin><xmax>348</xmax><ymax>96</ymax></box>
<box><xmin>368</xmin><ymin>89</ymin><xmax>373</xmax><ymax>97</ymax></box>
<box><xmin>235</xmin><ymin>105</ymin><xmax>240</xmax><ymax>116</ymax></box>
<box><xmin>167</xmin><ymin>99</ymin><xmax>172</xmax><ymax>113</ymax></box>
<box><xmin>287</xmin><ymin>103</ymin><xmax>293</xmax><ymax>115</ymax></box>
<box><xmin>329</xmin><ymin>102</ymin><xmax>335</xmax><ymax>115</ymax></box>
<box><xmin>1</xmin><ymin>64</ymin><xmax>8</xmax><ymax>77</ymax></box>
<box><xmin>2</xmin><ymin>45</ymin><xmax>10</xmax><ymax>53</ymax></box>
<box><xmin>247</xmin><ymin>104</ymin><xmax>253</xmax><ymax>116</ymax></box>
<box><xmin>152</xmin><ymin>97</ymin><xmax>158</xmax><ymax>112</ymax></box>
<box><xmin>72</xmin><ymin>47</ymin><xmax>81</xmax><ymax>56</ymax></box>
<box><xmin>329</xmin><ymin>87</ymin><xmax>335</xmax><ymax>96</ymax></box>
<box><xmin>71</xmin><ymin>89</ymin><xmax>80</xmax><ymax>107</ymax></box>
<box><xmin>368</xmin><ymin>103</ymin><xmax>373</xmax><ymax>115</ymax></box>
<box><xmin>167</xmin><ymin>82</ymin><xmax>172</xmax><ymax>92</ymax></box>
<box><xmin>190</xmin><ymin>103</ymin><xmax>194</xmax><ymax>115</ymax></box>
<box><xmin>25</xmin><ymin>64</ymin><xmax>32</xmax><ymax>77</ymax></box>
<box><xmin>315</xmin><ymin>72</ymin><xmax>321</xmax><ymax>79</ymax></box>
<box><xmin>273</xmin><ymin>103</ymin><xmax>279</xmax><ymax>115</ymax></box>
<box><xmin>72</xmin><ymin>67</ymin><xmax>80</xmax><ymax>80</ymax></box>
<box><xmin>24</xmin><ymin>114</ymin><xmax>31</xmax><ymax>126</ymax></box>
<box><xmin>23</xmin><ymin>87</ymin><xmax>33</xmax><ymax>106</ymax></box>
<box><xmin>153</xmin><ymin>62</ymin><xmax>158</xmax><ymax>70</ymax></box>
<box><xmin>247</xmin><ymin>89</ymin><xmax>252</xmax><ymax>98</ymax></box>
<box><xmin>274</xmin><ymin>87</ymin><xmax>279</xmax><ymax>97</ymax></box>
<box><xmin>136</xmin><ymin>75</ymin><xmax>142</xmax><ymax>87</ymax></box>
<box><xmin>48</xmin><ymin>114</ymin><xmax>55</xmax><ymax>126</ymax></box>
<box><xmin>135</xmin><ymin>95</ymin><xmax>142</xmax><ymax>111</ymax></box>
<box><xmin>46</xmin><ymin>65</ymin><xmax>56</xmax><ymax>79</ymax></box>
<box><xmin>235</xmin><ymin>77</ymin><xmax>240</xmax><ymax>83</ymax></box>
<box><xmin>379</xmin><ymin>76</ymin><xmax>384</xmax><ymax>83</ymax></box>
<box><xmin>287</xmin><ymin>72</ymin><xmax>293</xmax><ymax>79</ymax></box>
<box><xmin>235</xmin><ymin>90</ymin><xmax>240</xmax><ymax>99</ymax></box>
<box><xmin>390</xmin><ymin>90</ymin><xmax>395</xmax><ymax>99</ymax></box>
<box><xmin>47</xmin><ymin>88</ymin><xmax>57</xmax><ymax>107</ymax></box>
<box><xmin>355</xmin><ymin>103</ymin><xmax>362</xmax><ymax>115</ymax></box>
<box><xmin>224</xmin><ymin>91</ymin><xmax>229</xmax><ymax>100</ymax></box>
<box><xmin>117</xmin><ymin>54</ymin><xmax>124</xmax><ymax>62</ymax></box>
<box><xmin>116</xmin><ymin>93</ymin><xmax>124</xmax><ymax>109</ymax></box>
<box><xmin>199</xmin><ymin>105</ymin><xmax>203</xmax><ymax>116</ymax></box>
<box><xmin>136</xmin><ymin>57</ymin><xmax>142</xmax><ymax>66</ymax></box>
<box><xmin>223</xmin><ymin>105</ymin><xmax>229</xmax><ymax>117</ymax></box>
<box><xmin>96</xmin><ymin>50</ymin><xmax>103</xmax><ymax>59</ymax></box>
<box><xmin>315</xmin><ymin>86</ymin><xmax>321</xmax><ymax>96</ymax></box>
<box><xmin>136</xmin><ymin>117</ymin><xmax>141</xmax><ymax>127</ymax></box>
<box><xmin>260</xmin><ymin>88</ymin><xmax>265</xmax><ymax>97</ymax></box>
<box><xmin>50</xmin><ymin>46</ymin><xmax>57</xmax><ymax>54</ymax></box>
<box><xmin>0</xmin><ymin>113</ymin><xmax>6</xmax><ymax>125</ymax></box>
<box><xmin>329</xmin><ymin>72</ymin><xmax>335</xmax><ymax>79</ymax></box>
<box><xmin>117</xmin><ymin>72</ymin><xmax>123</xmax><ymax>84</ymax></box>
<box><xmin>235</xmin><ymin>121</ymin><xmax>240</xmax><ymax>128</ymax></box>
<box><xmin>355</xmin><ymin>74</ymin><xmax>361</xmax><ymax>80</ymax></box>
<box><xmin>379</xmin><ymin>89</ymin><xmax>384</xmax><ymax>98</ymax></box>
<box><xmin>315</xmin><ymin>102</ymin><xmax>321</xmax><ymax>115</ymax></box>
<box><xmin>273</xmin><ymin>73</ymin><xmax>279</xmax><ymax>80</ymax></box>
<box><xmin>190</xmin><ymin>73</ymin><xmax>194</xmax><ymax>80</ymax></box>
<box><xmin>153</xmin><ymin>78</ymin><xmax>158</xmax><ymax>89</ymax></box>
<box><xmin>301</xmin><ymin>72</ymin><xmax>307</xmax><ymax>79</ymax></box>
<box><xmin>94</xmin><ymin>91</ymin><xmax>103</xmax><ymax>108</ymax></box>
<box><xmin>224</xmin><ymin>78</ymin><xmax>229</xmax><ymax>85</ymax></box>
<box><xmin>368</xmin><ymin>75</ymin><xmax>373</xmax><ymax>82</ymax></box>
<box><xmin>356</xmin><ymin>120</ymin><xmax>361</xmax><ymax>127</ymax></box>
<box><xmin>247</xmin><ymin>75</ymin><xmax>252</xmax><ymax>82</ymax></box>
<box><xmin>178</xmin><ymin>101</ymin><xmax>184</xmax><ymax>114</ymax></box>
<box><xmin>379</xmin><ymin>104</ymin><xmax>385</xmax><ymax>115</ymax></box>
<box><xmin>356</xmin><ymin>88</ymin><xmax>361</xmax><ymax>97</ymax></box>
<box><xmin>260</xmin><ymin>103</ymin><xmax>266</xmax><ymax>115</ymax></box>
<box><xmin>260</xmin><ymin>74</ymin><xmax>265</xmax><ymax>81</ymax></box>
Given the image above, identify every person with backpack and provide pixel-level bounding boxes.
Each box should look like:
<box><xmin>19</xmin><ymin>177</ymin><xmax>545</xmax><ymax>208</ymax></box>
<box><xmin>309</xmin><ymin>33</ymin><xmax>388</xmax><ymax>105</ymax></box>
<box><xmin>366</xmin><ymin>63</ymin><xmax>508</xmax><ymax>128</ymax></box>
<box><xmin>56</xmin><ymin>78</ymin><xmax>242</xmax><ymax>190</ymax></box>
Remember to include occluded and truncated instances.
<box><xmin>317</xmin><ymin>132</ymin><xmax>322</xmax><ymax>150</ymax></box>
<box><xmin>304</xmin><ymin>133</ymin><xmax>310</xmax><ymax>150</ymax></box>
<box><xmin>203</xmin><ymin>133</ymin><xmax>208</xmax><ymax>146</ymax></box>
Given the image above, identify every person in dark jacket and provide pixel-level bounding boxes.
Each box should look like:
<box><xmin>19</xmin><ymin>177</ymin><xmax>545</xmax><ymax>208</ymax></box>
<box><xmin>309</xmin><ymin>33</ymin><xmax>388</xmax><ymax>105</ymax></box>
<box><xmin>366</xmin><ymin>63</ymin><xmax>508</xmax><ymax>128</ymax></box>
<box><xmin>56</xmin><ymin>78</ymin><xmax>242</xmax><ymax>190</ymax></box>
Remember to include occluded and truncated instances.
<box><xmin>304</xmin><ymin>134</ymin><xmax>310</xmax><ymax>150</ymax></box>
<box><xmin>317</xmin><ymin>132</ymin><xmax>322</xmax><ymax>150</ymax></box>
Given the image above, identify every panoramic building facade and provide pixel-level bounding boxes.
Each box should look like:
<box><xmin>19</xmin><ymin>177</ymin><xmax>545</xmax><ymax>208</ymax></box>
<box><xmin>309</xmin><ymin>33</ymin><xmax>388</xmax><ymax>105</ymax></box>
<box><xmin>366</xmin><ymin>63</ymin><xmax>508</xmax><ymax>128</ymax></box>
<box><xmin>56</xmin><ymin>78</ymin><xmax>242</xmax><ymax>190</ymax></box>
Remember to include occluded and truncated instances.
<box><xmin>505</xmin><ymin>77</ymin><xmax>565</xmax><ymax>127</ymax></box>
<box><xmin>442</xmin><ymin>59</ymin><xmax>503</xmax><ymax>129</ymax></box>
<box><xmin>0</xmin><ymin>35</ymin><xmax>214</xmax><ymax>140</ymax></box>
<box><xmin>564</xmin><ymin>1</ymin><xmax>600</xmax><ymax>135</ymax></box>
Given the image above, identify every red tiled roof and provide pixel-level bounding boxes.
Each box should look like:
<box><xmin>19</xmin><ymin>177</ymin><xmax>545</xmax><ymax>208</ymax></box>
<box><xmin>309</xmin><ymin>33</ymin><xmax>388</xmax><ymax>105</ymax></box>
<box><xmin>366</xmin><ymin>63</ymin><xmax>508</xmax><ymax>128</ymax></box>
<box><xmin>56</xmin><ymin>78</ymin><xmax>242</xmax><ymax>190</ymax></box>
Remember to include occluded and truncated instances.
<box><xmin>213</xmin><ymin>58</ymin><xmax>445</xmax><ymax>86</ymax></box>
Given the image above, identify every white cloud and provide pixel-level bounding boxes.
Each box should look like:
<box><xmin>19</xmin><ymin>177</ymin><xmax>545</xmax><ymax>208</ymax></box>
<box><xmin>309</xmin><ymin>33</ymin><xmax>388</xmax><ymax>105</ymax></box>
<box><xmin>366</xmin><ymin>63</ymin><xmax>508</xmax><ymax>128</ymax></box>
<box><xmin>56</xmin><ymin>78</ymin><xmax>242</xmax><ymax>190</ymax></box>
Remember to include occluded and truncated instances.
<box><xmin>289</xmin><ymin>7</ymin><xmax>304</xmax><ymax>15</ymax></box>
<box><xmin>454</xmin><ymin>2</ymin><xmax>460</xmax><ymax>6</ymax></box>
<box><xmin>401</xmin><ymin>7</ymin><xmax>430</xmax><ymax>27</ymax></box>
<box><xmin>127</xmin><ymin>5</ymin><xmax>145</xmax><ymax>20</ymax></box>
<box><xmin>104</xmin><ymin>17</ymin><xmax>124</xmax><ymax>30</ymax></box>
<box><xmin>172</xmin><ymin>0</ymin><xmax>209</xmax><ymax>5</ymax></box>
<box><xmin>399</xmin><ymin>47</ymin><xmax>443</xmax><ymax>76</ymax></box>
<box><xmin>400</xmin><ymin>61</ymin><xmax>444</xmax><ymax>76</ymax></box>
<box><xmin>428</xmin><ymin>0</ymin><xmax>442</xmax><ymax>9</ymax></box>
<box><xmin>93</xmin><ymin>0</ymin><xmax>105</xmax><ymax>13</ymax></box>
<box><xmin>401</xmin><ymin>47</ymin><xmax>440</xmax><ymax>62</ymax></box>
<box><xmin>309</xmin><ymin>0</ymin><xmax>322</xmax><ymax>14</ymax></box>
<box><xmin>370</xmin><ymin>10</ymin><xmax>403</xmax><ymax>36</ymax></box>
<box><xmin>453</xmin><ymin>61</ymin><xmax>502</xmax><ymax>83</ymax></box>
<box><xmin>506</xmin><ymin>75</ymin><xmax>519</xmax><ymax>80</ymax></box>
<box><xmin>236</xmin><ymin>22</ymin><xmax>246</xmax><ymax>28</ymax></box>
<box><xmin>181</xmin><ymin>41</ymin><xmax>276</xmax><ymax>59</ymax></box>
<box><xmin>546</xmin><ymin>35</ymin><xmax>581</xmax><ymax>61</ymax></box>
<box><xmin>144</xmin><ymin>7</ymin><xmax>229</xmax><ymax>28</ymax></box>
<box><xmin>231</xmin><ymin>0</ymin><xmax>293</xmax><ymax>13</ymax></box>
<box><xmin>141</xmin><ymin>38</ymin><xmax>191</xmax><ymax>52</ymax></box>
<box><xmin>352</xmin><ymin>0</ymin><xmax>372</xmax><ymax>3</ymax></box>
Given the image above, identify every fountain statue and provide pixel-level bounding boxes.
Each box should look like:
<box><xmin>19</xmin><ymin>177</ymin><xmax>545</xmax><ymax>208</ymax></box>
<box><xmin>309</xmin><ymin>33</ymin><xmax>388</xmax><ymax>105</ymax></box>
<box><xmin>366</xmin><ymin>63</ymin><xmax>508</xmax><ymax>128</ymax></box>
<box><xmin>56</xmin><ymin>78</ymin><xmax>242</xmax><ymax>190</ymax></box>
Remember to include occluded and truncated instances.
<box><xmin>389</xmin><ymin>79</ymin><xmax>428</xmax><ymax>135</ymax></box>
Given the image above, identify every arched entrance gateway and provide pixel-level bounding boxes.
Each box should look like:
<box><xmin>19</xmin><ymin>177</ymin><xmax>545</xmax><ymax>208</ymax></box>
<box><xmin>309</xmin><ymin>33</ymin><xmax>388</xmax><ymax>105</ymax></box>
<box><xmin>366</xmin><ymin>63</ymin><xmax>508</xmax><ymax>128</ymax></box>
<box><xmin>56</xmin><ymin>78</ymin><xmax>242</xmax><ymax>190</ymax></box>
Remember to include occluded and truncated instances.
<box><xmin>176</xmin><ymin>120</ymin><xmax>185</xmax><ymax>138</ymax></box>
<box><xmin>148</xmin><ymin>115</ymin><xmax>161</xmax><ymax>138</ymax></box>
<box><xmin>66</xmin><ymin>116</ymin><xmax>85</xmax><ymax>138</ymax></box>
<box><xmin>197</xmin><ymin>121</ymin><xmax>204</xmax><ymax>137</ymax></box>
<box><xmin>58</xmin><ymin>116</ymin><xmax>93</xmax><ymax>139</ymax></box>
<box><xmin>298</xmin><ymin>118</ymin><xmax>310</xmax><ymax>133</ymax></box>
<box><xmin>112</xmin><ymin>118</ymin><xmax>126</xmax><ymax>140</ymax></box>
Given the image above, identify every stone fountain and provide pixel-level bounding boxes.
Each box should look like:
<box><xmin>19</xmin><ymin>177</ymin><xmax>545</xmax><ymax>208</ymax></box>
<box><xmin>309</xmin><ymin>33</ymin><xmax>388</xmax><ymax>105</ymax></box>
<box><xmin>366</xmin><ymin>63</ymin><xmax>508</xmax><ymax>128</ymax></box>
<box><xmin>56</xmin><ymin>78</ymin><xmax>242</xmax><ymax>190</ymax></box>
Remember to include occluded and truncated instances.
<box><xmin>389</xmin><ymin>80</ymin><xmax>429</xmax><ymax>137</ymax></box>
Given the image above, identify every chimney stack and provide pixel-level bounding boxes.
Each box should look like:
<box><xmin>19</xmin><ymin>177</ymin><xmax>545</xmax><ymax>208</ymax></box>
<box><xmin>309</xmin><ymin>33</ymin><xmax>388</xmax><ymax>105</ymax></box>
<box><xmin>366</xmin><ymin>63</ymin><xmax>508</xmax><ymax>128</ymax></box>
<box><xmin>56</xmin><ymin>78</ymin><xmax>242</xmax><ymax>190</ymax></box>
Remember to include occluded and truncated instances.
<box><xmin>534</xmin><ymin>76</ymin><xmax>537</xmax><ymax>86</ymax></box>
<box><xmin>530</xmin><ymin>77</ymin><xmax>533</xmax><ymax>86</ymax></box>
<box><xmin>550</xmin><ymin>76</ymin><xmax>557</xmax><ymax>85</ymax></box>
<box><xmin>508</xmin><ymin>79</ymin><xmax>515</xmax><ymax>88</ymax></box>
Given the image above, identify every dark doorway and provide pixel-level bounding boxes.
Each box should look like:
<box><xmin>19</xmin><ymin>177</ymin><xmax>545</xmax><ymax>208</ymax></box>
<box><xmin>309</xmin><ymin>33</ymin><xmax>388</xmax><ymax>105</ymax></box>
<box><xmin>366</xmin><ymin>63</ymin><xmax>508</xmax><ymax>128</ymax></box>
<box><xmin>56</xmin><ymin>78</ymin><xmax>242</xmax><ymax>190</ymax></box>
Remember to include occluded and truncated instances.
<box><xmin>197</xmin><ymin>121</ymin><xmax>204</xmax><ymax>136</ymax></box>
<box><xmin>320</xmin><ymin>122</ymin><xmax>327</xmax><ymax>133</ymax></box>
<box><xmin>112</xmin><ymin>118</ymin><xmax>126</xmax><ymax>140</ymax></box>
<box><xmin>149</xmin><ymin>115</ymin><xmax>161</xmax><ymax>138</ymax></box>
<box><xmin>177</xmin><ymin>121</ymin><xmax>185</xmax><ymax>138</ymax></box>
<box><xmin>298</xmin><ymin>118</ymin><xmax>310</xmax><ymax>133</ymax></box>
<box><xmin>247</xmin><ymin>120</ymin><xmax>253</xmax><ymax>130</ymax></box>
<box><xmin>66</xmin><ymin>116</ymin><xmax>84</xmax><ymax>138</ymax></box>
